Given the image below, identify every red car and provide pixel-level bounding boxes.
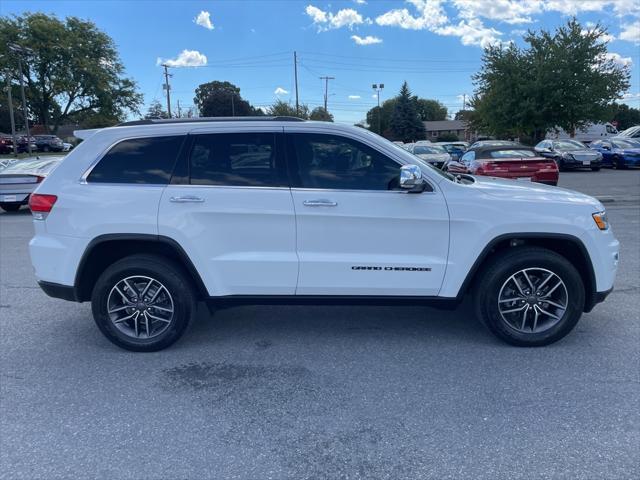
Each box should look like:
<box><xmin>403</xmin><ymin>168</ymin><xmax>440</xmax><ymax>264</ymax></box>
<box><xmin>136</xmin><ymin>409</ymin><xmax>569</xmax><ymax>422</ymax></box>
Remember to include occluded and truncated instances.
<box><xmin>445</xmin><ymin>145</ymin><xmax>559</xmax><ymax>186</ymax></box>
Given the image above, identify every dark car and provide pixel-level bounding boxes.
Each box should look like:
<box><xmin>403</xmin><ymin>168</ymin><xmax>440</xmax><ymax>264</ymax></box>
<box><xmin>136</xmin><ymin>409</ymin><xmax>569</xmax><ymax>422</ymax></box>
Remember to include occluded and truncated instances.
<box><xmin>16</xmin><ymin>136</ymin><xmax>38</xmax><ymax>153</ymax></box>
<box><xmin>34</xmin><ymin>135</ymin><xmax>65</xmax><ymax>152</ymax></box>
<box><xmin>0</xmin><ymin>134</ymin><xmax>15</xmax><ymax>154</ymax></box>
<box><xmin>534</xmin><ymin>139</ymin><xmax>602</xmax><ymax>171</ymax></box>
<box><xmin>444</xmin><ymin>145</ymin><xmax>559</xmax><ymax>185</ymax></box>
<box><xmin>590</xmin><ymin>138</ymin><xmax>640</xmax><ymax>169</ymax></box>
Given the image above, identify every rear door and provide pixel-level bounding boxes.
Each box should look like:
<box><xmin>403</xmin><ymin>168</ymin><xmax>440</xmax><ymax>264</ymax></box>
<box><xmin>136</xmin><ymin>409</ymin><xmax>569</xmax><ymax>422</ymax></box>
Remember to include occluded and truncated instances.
<box><xmin>158</xmin><ymin>127</ymin><xmax>298</xmax><ymax>296</ymax></box>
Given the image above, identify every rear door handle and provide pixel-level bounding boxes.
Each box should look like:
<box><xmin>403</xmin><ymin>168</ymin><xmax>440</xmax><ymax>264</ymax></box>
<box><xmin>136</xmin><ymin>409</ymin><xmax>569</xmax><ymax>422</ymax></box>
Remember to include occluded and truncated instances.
<box><xmin>170</xmin><ymin>195</ymin><xmax>205</xmax><ymax>203</ymax></box>
<box><xmin>303</xmin><ymin>199</ymin><xmax>338</xmax><ymax>207</ymax></box>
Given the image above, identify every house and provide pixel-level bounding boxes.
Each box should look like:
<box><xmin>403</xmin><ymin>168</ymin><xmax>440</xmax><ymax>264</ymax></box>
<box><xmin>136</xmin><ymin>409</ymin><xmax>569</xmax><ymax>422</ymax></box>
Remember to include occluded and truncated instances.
<box><xmin>423</xmin><ymin>120</ymin><xmax>471</xmax><ymax>141</ymax></box>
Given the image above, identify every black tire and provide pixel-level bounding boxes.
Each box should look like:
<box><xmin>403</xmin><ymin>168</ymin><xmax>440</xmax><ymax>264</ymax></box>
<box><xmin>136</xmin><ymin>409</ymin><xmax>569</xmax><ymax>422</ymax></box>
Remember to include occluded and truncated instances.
<box><xmin>91</xmin><ymin>254</ymin><xmax>196</xmax><ymax>351</ymax></box>
<box><xmin>591</xmin><ymin>166</ymin><xmax>601</xmax><ymax>171</ymax></box>
<box><xmin>554</xmin><ymin>158</ymin><xmax>566</xmax><ymax>172</ymax></box>
<box><xmin>474</xmin><ymin>247</ymin><xmax>585</xmax><ymax>347</ymax></box>
<box><xmin>613</xmin><ymin>156</ymin><xmax>626</xmax><ymax>169</ymax></box>
<box><xmin>0</xmin><ymin>203</ymin><xmax>21</xmax><ymax>212</ymax></box>
<box><xmin>42</xmin><ymin>145</ymin><xmax>50</xmax><ymax>152</ymax></box>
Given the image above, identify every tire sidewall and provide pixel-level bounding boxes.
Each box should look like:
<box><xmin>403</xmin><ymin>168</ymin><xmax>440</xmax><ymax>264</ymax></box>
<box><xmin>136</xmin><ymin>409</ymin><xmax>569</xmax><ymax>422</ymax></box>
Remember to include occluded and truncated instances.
<box><xmin>91</xmin><ymin>257</ymin><xmax>194</xmax><ymax>351</ymax></box>
<box><xmin>478</xmin><ymin>251</ymin><xmax>585</xmax><ymax>346</ymax></box>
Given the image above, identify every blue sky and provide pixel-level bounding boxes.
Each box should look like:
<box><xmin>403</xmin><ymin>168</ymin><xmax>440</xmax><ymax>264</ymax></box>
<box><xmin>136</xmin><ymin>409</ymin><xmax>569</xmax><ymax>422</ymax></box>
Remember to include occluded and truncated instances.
<box><xmin>2</xmin><ymin>0</ymin><xmax>639</xmax><ymax>124</ymax></box>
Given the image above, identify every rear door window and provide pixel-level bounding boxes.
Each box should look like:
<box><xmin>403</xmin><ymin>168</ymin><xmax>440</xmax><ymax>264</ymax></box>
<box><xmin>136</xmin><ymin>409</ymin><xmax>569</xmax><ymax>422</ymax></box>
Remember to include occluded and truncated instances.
<box><xmin>188</xmin><ymin>132</ymin><xmax>284</xmax><ymax>187</ymax></box>
<box><xmin>87</xmin><ymin>136</ymin><xmax>185</xmax><ymax>184</ymax></box>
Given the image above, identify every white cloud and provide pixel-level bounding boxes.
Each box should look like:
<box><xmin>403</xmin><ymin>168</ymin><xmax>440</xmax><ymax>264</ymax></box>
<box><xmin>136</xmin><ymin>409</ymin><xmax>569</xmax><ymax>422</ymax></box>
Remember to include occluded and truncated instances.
<box><xmin>157</xmin><ymin>49</ymin><xmax>207</xmax><ymax>67</ymax></box>
<box><xmin>604</xmin><ymin>52</ymin><xmax>633</xmax><ymax>67</ymax></box>
<box><xmin>194</xmin><ymin>10</ymin><xmax>214</xmax><ymax>30</ymax></box>
<box><xmin>274</xmin><ymin>87</ymin><xmax>289</xmax><ymax>95</ymax></box>
<box><xmin>622</xmin><ymin>92</ymin><xmax>640</xmax><ymax>99</ymax></box>
<box><xmin>305</xmin><ymin>5</ymin><xmax>365</xmax><ymax>31</ymax></box>
<box><xmin>619</xmin><ymin>20</ymin><xmax>640</xmax><ymax>44</ymax></box>
<box><xmin>581</xmin><ymin>28</ymin><xmax>616</xmax><ymax>43</ymax></box>
<box><xmin>435</xmin><ymin>19</ymin><xmax>504</xmax><ymax>48</ymax></box>
<box><xmin>372</xmin><ymin>94</ymin><xmax>378</xmax><ymax>98</ymax></box>
<box><xmin>354</xmin><ymin>0</ymin><xmax>367</xmax><ymax>4</ymax></box>
<box><xmin>348</xmin><ymin>95</ymin><xmax>361</xmax><ymax>99</ymax></box>
<box><xmin>351</xmin><ymin>35</ymin><xmax>383</xmax><ymax>45</ymax></box>
<box><xmin>375</xmin><ymin>0</ymin><xmax>448</xmax><ymax>30</ymax></box>
<box><xmin>453</xmin><ymin>0</ymin><xmax>542</xmax><ymax>25</ymax></box>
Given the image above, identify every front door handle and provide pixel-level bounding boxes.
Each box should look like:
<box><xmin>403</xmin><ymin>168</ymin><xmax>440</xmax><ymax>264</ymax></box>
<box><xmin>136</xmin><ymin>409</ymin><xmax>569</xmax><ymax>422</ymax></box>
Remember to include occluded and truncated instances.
<box><xmin>303</xmin><ymin>199</ymin><xmax>338</xmax><ymax>207</ymax></box>
<box><xmin>170</xmin><ymin>195</ymin><xmax>205</xmax><ymax>203</ymax></box>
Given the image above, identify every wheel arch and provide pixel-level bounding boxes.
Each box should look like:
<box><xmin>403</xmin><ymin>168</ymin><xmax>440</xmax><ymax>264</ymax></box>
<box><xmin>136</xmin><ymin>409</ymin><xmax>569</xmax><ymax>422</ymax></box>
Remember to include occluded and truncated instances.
<box><xmin>74</xmin><ymin>234</ymin><xmax>208</xmax><ymax>302</ymax></box>
<box><xmin>458</xmin><ymin>233</ymin><xmax>596</xmax><ymax>311</ymax></box>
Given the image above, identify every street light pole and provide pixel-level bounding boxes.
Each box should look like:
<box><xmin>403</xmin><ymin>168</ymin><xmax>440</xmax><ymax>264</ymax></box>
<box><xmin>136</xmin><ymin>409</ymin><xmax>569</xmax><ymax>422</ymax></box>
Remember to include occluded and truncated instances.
<box><xmin>5</xmin><ymin>72</ymin><xmax>18</xmax><ymax>156</ymax></box>
<box><xmin>372</xmin><ymin>83</ymin><xmax>384</xmax><ymax>134</ymax></box>
<box><xmin>9</xmin><ymin>44</ymin><xmax>33</xmax><ymax>155</ymax></box>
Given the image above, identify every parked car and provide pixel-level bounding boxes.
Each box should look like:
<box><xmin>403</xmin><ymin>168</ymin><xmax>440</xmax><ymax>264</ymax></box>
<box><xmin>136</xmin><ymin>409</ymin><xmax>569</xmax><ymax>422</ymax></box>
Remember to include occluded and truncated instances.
<box><xmin>434</xmin><ymin>142</ymin><xmax>466</xmax><ymax>161</ymax></box>
<box><xmin>62</xmin><ymin>142</ymin><xmax>74</xmax><ymax>152</ymax></box>
<box><xmin>17</xmin><ymin>136</ymin><xmax>38</xmax><ymax>153</ymax></box>
<box><xmin>28</xmin><ymin>117</ymin><xmax>617</xmax><ymax>351</ymax></box>
<box><xmin>546</xmin><ymin>123</ymin><xmax>618</xmax><ymax>144</ymax></box>
<box><xmin>34</xmin><ymin>135</ymin><xmax>65</xmax><ymax>152</ymax></box>
<box><xmin>615</xmin><ymin>125</ymin><xmax>640</xmax><ymax>140</ymax></box>
<box><xmin>468</xmin><ymin>140</ymin><xmax>519</xmax><ymax>149</ymax></box>
<box><xmin>0</xmin><ymin>156</ymin><xmax>64</xmax><ymax>212</ymax></box>
<box><xmin>445</xmin><ymin>146</ymin><xmax>559</xmax><ymax>185</ymax></box>
<box><xmin>589</xmin><ymin>138</ymin><xmax>640</xmax><ymax>169</ymax></box>
<box><xmin>0</xmin><ymin>134</ymin><xmax>15</xmax><ymax>154</ymax></box>
<box><xmin>408</xmin><ymin>143</ymin><xmax>451</xmax><ymax>168</ymax></box>
<box><xmin>534</xmin><ymin>139</ymin><xmax>602</xmax><ymax>171</ymax></box>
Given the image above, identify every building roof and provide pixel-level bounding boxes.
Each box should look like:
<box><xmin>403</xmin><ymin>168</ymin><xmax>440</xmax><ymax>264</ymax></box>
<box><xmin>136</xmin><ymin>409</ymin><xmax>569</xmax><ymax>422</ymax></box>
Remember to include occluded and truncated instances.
<box><xmin>423</xmin><ymin>120</ymin><xmax>467</xmax><ymax>131</ymax></box>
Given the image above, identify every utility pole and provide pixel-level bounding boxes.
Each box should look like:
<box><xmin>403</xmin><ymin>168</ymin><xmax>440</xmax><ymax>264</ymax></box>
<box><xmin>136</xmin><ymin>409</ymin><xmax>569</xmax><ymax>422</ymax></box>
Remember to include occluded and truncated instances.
<box><xmin>231</xmin><ymin>94</ymin><xmax>235</xmax><ymax>116</ymax></box>
<box><xmin>9</xmin><ymin>44</ymin><xmax>32</xmax><ymax>155</ymax></box>
<box><xmin>177</xmin><ymin>100</ymin><xmax>182</xmax><ymax>118</ymax></box>
<box><xmin>162</xmin><ymin>64</ymin><xmax>172</xmax><ymax>117</ymax></box>
<box><xmin>319</xmin><ymin>76</ymin><xmax>334</xmax><ymax>111</ymax></box>
<box><xmin>294</xmin><ymin>51</ymin><xmax>299</xmax><ymax>115</ymax></box>
<box><xmin>5</xmin><ymin>72</ymin><xmax>18</xmax><ymax>156</ymax></box>
<box><xmin>372</xmin><ymin>83</ymin><xmax>384</xmax><ymax>135</ymax></box>
<box><xmin>462</xmin><ymin>93</ymin><xmax>466</xmax><ymax>110</ymax></box>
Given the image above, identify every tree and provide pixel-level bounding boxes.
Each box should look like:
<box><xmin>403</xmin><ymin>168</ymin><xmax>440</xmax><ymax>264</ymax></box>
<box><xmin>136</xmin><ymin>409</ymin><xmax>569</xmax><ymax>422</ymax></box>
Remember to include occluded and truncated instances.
<box><xmin>389</xmin><ymin>82</ymin><xmax>426</xmax><ymax>142</ymax></box>
<box><xmin>0</xmin><ymin>13</ymin><xmax>142</xmax><ymax>132</ymax></box>
<box><xmin>194</xmin><ymin>81</ymin><xmax>260</xmax><ymax>117</ymax></box>
<box><xmin>455</xmin><ymin>109</ymin><xmax>474</xmax><ymax>121</ymax></box>
<box><xmin>414</xmin><ymin>98</ymin><xmax>447</xmax><ymax>121</ymax></box>
<box><xmin>608</xmin><ymin>103</ymin><xmax>640</xmax><ymax>130</ymax></box>
<box><xmin>266</xmin><ymin>99</ymin><xmax>309</xmax><ymax>119</ymax></box>
<box><xmin>144</xmin><ymin>100</ymin><xmax>168</xmax><ymax>119</ymax></box>
<box><xmin>309</xmin><ymin>106</ymin><xmax>334</xmax><ymax>122</ymax></box>
<box><xmin>471</xmin><ymin>19</ymin><xmax>630</xmax><ymax>142</ymax></box>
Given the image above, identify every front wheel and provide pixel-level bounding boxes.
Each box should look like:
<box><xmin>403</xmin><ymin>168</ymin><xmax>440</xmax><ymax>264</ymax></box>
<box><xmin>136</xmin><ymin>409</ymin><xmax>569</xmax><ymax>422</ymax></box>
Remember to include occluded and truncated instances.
<box><xmin>91</xmin><ymin>254</ymin><xmax>196</xmax><ymax>351</ymax></box>
<box><xmin>474</xmin><ymin>247</ymin><xmax>585</xmax><ymax>346</ymax></box>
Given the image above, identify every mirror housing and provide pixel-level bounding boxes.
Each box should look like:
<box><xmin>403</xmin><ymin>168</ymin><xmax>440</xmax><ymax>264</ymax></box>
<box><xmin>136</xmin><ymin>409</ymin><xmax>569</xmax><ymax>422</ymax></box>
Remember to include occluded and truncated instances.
<box><xmin>399</xmin><ymin>164</ymin><xmax>426</xmax><ymax>193</ymax></box>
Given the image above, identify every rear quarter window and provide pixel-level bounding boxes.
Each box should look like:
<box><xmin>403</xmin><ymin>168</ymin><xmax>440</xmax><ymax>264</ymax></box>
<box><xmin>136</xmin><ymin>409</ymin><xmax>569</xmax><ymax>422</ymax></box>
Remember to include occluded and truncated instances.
<box><xmin>87</xmin><ymin>136</ymin><xmax>185</xmax><ymax>184</ymax></box>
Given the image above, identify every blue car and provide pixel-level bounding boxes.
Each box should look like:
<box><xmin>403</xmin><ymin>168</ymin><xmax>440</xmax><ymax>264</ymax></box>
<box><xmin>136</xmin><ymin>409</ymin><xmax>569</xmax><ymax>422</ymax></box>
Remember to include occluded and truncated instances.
<box><xmin>590</xmin><ymin>138</ymin><xmax>640</xmax><ymax>168</ymax></box>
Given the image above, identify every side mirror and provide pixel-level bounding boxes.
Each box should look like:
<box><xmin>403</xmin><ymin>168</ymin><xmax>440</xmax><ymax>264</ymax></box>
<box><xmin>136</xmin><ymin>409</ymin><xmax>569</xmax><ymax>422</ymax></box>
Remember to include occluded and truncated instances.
<box><xmin>602</xmin><ymin>145</ymin><xmax>611</xmax><ymax>151</ymax></box>
<box><xmin>399</xmin><ymin>164</ymin><xmax>426</xmax><ymax>193</ymax></box>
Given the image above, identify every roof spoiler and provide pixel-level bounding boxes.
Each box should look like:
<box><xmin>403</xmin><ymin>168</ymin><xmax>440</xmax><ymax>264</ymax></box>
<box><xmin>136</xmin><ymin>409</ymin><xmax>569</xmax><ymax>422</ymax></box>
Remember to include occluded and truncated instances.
<box><xmin>73</xmin><ymin>128</ymin><xmax>101</xmax><ymax>140</ymax></box>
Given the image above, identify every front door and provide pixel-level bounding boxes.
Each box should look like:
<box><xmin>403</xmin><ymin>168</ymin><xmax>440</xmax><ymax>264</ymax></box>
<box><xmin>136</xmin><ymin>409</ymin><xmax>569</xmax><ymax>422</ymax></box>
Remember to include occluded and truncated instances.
<box><xmin>285</xmin><ymin>130</ymin><xmax>450</xmax><ymax>296</ymax></box>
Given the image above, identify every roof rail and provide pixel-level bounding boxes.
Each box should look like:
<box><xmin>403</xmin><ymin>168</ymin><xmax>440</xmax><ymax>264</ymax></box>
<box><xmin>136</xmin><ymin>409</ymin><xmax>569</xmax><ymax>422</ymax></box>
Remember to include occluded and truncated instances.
<box><xmin>117</xmin><ymin>116</ymin><xmax>306</xmax><ymax>127</ymax></box>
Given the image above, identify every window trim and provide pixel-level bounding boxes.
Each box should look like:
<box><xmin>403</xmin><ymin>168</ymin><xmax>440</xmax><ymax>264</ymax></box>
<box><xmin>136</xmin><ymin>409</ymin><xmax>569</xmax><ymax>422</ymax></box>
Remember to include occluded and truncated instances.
<box><xmin>80</xmin><ymin>134</ymin><xmax>187</xmax><ymax>186</ymax></box>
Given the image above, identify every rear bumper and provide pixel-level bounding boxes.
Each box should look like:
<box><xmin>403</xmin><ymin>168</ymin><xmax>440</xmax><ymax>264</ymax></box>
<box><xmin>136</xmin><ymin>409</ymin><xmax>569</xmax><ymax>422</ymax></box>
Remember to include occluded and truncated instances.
<box><xmin>37</xmin><ymin>281</ymin><xmax>79</xmax><ymax>302</ymax></box>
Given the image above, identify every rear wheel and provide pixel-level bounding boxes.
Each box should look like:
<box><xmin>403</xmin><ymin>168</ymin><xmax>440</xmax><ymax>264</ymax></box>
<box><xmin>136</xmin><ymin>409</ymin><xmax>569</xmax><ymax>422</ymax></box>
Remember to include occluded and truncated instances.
<box><xmin>474</xmin><ymin>247</ymin><xmax>585</xmax><ymax>346</ymax></box>
<box><xmin>0</xmin><ymin>203</ymin><xmax>21</xmax><ymax>212</ymax></box>
<box><xmin>613</xmin><ymin>156</ymin><xmax>626</xmax><ymax>169</ymax></box>
<box><xmin>91</xmin><ymin>254</ymin><xmax>196</xmax><ymax>351</ymax></box>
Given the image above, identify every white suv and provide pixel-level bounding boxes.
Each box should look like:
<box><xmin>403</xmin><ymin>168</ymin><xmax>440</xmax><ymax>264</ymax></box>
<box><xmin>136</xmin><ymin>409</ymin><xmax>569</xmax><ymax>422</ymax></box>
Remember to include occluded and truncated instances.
<box><xmin>28</xmin><ymin>118</ymin><xmax>619</xmax><ymax>351</ymax></box>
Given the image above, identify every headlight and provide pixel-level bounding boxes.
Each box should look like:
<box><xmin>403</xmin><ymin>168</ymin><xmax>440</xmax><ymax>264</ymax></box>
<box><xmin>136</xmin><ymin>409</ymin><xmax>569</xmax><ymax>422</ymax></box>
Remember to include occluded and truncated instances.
<box><xmin>561</xmin><ymin>152</ymin><xmax>573</xmax><ymax>159</ymax></box>
<box><xmin>592</xmin><ymin>211</ymin><xmax>609</xmax><ymax>230</ymax></box>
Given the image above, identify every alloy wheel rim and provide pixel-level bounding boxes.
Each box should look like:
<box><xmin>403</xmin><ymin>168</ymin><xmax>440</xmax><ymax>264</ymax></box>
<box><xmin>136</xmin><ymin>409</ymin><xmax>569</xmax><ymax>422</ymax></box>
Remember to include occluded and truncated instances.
<box><xmin>497</xmin><ymin>268</ymin><xmax>568</xmax><ymax>334</ymax></box>
<box><xmin>107</xmin><ymin>275</ymin><xmax>174</xmax><ymax>339</ymax></box>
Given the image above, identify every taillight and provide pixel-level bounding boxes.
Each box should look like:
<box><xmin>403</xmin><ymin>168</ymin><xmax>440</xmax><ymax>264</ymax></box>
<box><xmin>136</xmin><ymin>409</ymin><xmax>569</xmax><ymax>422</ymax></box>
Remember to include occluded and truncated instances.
<box><xmin>29</xmin><ymin>193</ymin><xmax>57</xmax><ymax>220</ymax></box>
<box><xmin>35</xmin><ymin>175</ymin><xmax>45</xmax><ymax>183</ymax></box>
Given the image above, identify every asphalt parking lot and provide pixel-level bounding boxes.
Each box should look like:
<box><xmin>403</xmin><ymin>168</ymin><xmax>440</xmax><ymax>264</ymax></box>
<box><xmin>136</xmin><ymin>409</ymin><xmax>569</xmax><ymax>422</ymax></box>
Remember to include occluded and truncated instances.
<box><xmin>1</xmin><ymin>170</ymin><xmax>639</xmax><ymax>479</ymax></box>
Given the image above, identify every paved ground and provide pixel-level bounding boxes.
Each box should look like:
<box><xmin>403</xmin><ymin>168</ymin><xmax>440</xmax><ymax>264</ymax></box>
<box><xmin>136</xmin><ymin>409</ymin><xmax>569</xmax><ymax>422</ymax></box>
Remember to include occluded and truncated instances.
<box><xmin>1</xmin><ymin>170</ymin><xmax>639</xmax><ymax>479</ymax></box>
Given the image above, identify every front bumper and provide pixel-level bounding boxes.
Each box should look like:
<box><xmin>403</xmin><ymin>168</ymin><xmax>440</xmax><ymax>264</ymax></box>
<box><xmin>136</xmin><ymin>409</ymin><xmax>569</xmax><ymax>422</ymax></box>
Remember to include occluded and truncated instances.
<box><xmin>38</xmin><ymin>281</ymin><xmax>79</xmax><ymax>302</ymax></box>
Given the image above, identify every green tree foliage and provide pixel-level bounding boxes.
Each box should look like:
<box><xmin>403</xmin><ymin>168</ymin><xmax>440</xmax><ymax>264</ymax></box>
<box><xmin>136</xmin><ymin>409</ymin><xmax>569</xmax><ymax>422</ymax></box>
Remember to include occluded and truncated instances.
<box><xmin>0</xmin><ymin>13</ymin><xmax>142</xmax><ymax>132</ymax></box>
<box><xmin>309</xmin><ymin>106</ymin><xmax>334</xmax><ymax>122</ymax></box>
<box><xmin>607</xmin><ymin>103</ymin><xmax>640</xmax><ymax>130</ymax></box>
<box><xmin>414</xmin><ymin>98</ymin><xmax>447</xmax><ymax>121</ymax></box>
<box><xmin>389</xmin><ymin>82</ymin><xmax>426</xmax><ymax>142</ymax></box>
<box><xmin>194</xmin><ymin>81</ymin><xmax>261</xmax><ymax>117</ymax></box>
<box><xmin>454</xmin><ymin>109</ymin><xmax>473</xmax><ymax>121</ymax></box>
<box><xmin>266</xmin><ymin>99</ymin><xmax>310</xmax><ymax>119</ymax></box>
<box><xmin>144</xmin><ymin>100</ymin><xmax>169</xmax><ymax>119</ymax></box>
<box><xmin>471</xmin><ymin>19</ymin><xmax>630</xmax><ymax>142</ymax></box>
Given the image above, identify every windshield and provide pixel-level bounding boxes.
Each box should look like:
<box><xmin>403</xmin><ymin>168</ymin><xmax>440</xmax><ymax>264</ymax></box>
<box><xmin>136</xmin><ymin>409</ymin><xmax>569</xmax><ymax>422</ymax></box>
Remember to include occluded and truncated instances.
<box><xmin>413</xmin><ymin>145</ymin><xmax>446</xmax><ymax>155</ymax></box>
<box><xmin>488</xmin><ymin>149</ymin><xmax>537</xmax><ymax>158</ymax></box>
<box><xmin>612</xmin><ymin>139</ymin><xmax>640</xmax><ymax>149</ymax></box>
<box><xmin>553</xmin><ymin>140</ymin><xmax>585</xmax><ymax>150</ymax></box>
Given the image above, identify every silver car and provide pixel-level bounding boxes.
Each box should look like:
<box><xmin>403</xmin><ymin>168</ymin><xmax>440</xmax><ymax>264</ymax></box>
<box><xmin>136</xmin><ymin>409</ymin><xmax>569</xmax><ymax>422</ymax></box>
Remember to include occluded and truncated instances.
<box><xmin>0</xmin><ymin>156</ymin><xmax>64</xmax><ymax>212</ymax></box>
<box><xmin>408</xmin><ymin>144</ymin><xmax>451</xmax><ymax>169</ymax></box>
